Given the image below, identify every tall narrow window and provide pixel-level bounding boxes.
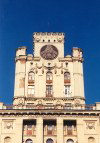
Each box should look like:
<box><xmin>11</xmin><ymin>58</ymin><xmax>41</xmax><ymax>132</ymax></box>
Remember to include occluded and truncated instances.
<box><xmin>46</xmin><ymin>72</ymin><xmax>53</xmax><ymax>83</ymax></box>
<box><xmin>64</xmin><ymin>85</ymin><xmax>70</xmax><ymax>97</ymax></box>
<box><xmin>46</xmin><ymin>85</ymin><xmax>53</xmax><ymax>97</ymax></box>
<box><xmin>64</xmin><ymin>72</ymin><xmax>70</xmax><ymax>83</ymax></box>
<box><xmin>28</xmin><ymin>72</ymin><xmax>35</xmax><ymax>82</ymax></box>
<box><xmin>28</xmin><ymin>86</ymin><xmax>35</xmax><ymax>96</ymax></box>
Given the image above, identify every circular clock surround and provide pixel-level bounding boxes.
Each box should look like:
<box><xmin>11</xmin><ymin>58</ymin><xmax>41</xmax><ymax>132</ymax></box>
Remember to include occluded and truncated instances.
<box><xmin>40</xmin><ymin>45</ymin><xmax>58</xmax><ymax>60</ymax></box>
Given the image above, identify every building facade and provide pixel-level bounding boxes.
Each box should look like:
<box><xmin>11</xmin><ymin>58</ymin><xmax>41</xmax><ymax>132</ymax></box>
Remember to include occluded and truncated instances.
<box><xmin>0</xmin><ymin>32</ymin><xmax>100</xmax><ymax>143</ymax></box>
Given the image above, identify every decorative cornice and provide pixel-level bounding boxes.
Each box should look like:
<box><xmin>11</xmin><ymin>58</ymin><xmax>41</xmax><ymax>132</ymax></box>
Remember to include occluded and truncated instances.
<box><xmin>0</xmin><ymin>109</ymin><xmax>100</xmax><ymax>117</ymax></box>
<box><xmin>33</xmin><ymin>32</ymin><xmax>65</xmax><ymax>36</ymax></box>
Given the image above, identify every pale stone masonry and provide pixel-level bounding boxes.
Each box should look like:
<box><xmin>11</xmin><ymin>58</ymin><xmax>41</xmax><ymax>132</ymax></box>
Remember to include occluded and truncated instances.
<box><xmin>0</xmin><ymin>32</ymin><xmax>100</xmax><ymax>143</ymax></box>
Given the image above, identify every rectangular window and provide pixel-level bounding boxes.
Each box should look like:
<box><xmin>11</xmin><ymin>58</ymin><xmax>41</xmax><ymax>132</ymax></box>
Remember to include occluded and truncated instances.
<box><xmin>64</xmin><ymin>85</ymin><xmax>70</xmax><ymax>97</ymax></box>
<box><xmin>28</xmin><ymin>86</ymin><xmax>34</xmax><ymax>95</ymax></box>
<box><xmin>23</xmin><ymin>120</ymin><xmax>36</xmax><ymax>136</ymax></box>
<box><xmin>46</xmin><ymin>85</ymin><xmax>53</xmax><ymax>97</ymax></box>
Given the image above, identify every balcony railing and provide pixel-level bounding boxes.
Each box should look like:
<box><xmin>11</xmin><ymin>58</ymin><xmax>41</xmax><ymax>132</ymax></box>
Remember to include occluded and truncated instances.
<box><xmin>64</xmin><ymin>79</ymin><xmax>70</xmax><ymax>84</ymax></box>
<box><xmin>24</xmin><ymin>129</ymin><xmax>36</xmax><ymax>136</ymax></box>
<box><xmin>46</xmin><ymin>93</ymin><xmax>53</xmax><ymax>98</ymax></box>
<box><xmin>3</xmin><ymin>104</ymin><xmax>97</xmax><ymax>111</ymax></box>
<box><xmin>64</xmin><ymin>126</ymin><xmax>77</xmax><ymax>136</ymax></box>
<box><xmin>44</xmin><ymin>126</ymin><xmax>57</xmax><ymax>136</ymax></box>
<box><xmin>28</xmin><ymin>80</ymin><xmax>34</xmax><ymax>84</ymax></box>
<box><xmin>46</xmin><ymin>80</ymin><xmax>52</xmax><ymax>84</ymax></box>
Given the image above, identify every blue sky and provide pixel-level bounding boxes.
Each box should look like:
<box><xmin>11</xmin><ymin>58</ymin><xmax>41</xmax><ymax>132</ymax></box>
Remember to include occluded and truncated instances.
<box><xmin>0</xmin><ymin>0</ymin><xmax>100</xmax><ymax>104</ymax></box>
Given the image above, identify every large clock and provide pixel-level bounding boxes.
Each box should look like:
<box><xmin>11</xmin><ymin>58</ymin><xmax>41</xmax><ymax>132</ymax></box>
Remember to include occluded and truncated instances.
<box><xmin>40</xmin><ymin>45</ymin><xmax>58</xmax><ymax>60</ymax></box>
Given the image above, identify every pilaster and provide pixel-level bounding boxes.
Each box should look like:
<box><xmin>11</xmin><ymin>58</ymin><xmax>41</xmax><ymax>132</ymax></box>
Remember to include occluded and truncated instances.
<box><xmin>36</xmin><ymin>117</ymin><xmax>43</xmax><ymax>143</ymax></box>
<box><xmin>14</xmin><ymin>118</ymin><xmax>23</xmax><ymax>143</ymax></box>
<box><xmin>57</xmin><ymin>117</ymin><xmax>63</xmax><ymax>143</ymax></box>
<box><xmin>77</xmin><ymin>119</ymin><xmax>84</xmax><ymax>143</ymax></box>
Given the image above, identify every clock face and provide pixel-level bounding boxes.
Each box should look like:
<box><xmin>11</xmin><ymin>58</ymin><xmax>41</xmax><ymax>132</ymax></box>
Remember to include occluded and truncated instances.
<box><xmin>40</xmin><ymin>45</ymin><xmax>58</xmax><ymax>60</ymax></box>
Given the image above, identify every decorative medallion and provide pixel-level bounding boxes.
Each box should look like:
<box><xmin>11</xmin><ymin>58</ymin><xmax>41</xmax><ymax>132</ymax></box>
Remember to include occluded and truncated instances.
<box><xmin>86</xmin><ymin>121</ymin><xmax>95</xmax><ymax>130</ymax></box>
<box><xmin>40</xmin><ymin>45</ymin><xmax>58</xmax><ymax>60</ymax></box>
<box><xmin>74</xmin><ymin>99</ymin><xmax>81</xmax><ymax>106</ymax></box>
<box><xmin>4</xmin><ymin>121</ymin><xmax>13</xmax><ymax>129</ymax></box>
<box><xmin>18</xmin><ymin>98</ymin><xmax>24</xmax><ymax>105</ymax></box>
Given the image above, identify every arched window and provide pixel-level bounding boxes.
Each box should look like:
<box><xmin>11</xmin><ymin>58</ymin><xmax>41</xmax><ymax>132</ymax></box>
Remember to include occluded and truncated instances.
<box><xmin>46</xmin><ymin>72</ymin><xmax>53</xmax><ymax>83</ymax></box>
<box><xmin>26</xmin><ymin>139</ymin><xmax>33</xmax><ymax>143</ymax></box>
<box><xmin>28</xmin><ymin>72</ymin><xmax>35</xmax><ymax>81</ymax></box>
<box><xmin>88</xmin><ymin>137</ymin><xmax>95</xmax><ymax>143</ymax></box>
<box><xmin>64</xmin><ymin>72</ymin><xmax>70</xmax><ymax>80</ymax></box>
<box><xmin>46</xmin><ymin>138</ymin><xmax>54</xmax><ymax>143</ymax></box>
<box><xmin>67</xmin><ymin>139</ymin><xmax>74</xmax><ymax>143</ymax></box>
<box><xmin>4</xmin><ymin>137</ymin><xmax>11</xmax><ymax>143</ymax></box>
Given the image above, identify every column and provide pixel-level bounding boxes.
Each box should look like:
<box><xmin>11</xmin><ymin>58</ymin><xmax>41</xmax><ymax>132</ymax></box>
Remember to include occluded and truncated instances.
<box><xmin>36</xmin><ymin>117</ymin><xmax>43</xmax><ymax>143</ymax></box>
<box><xmin>57</xmin><ymin>117</ymin><xmax>63</xmax><ymax>143</ymax></box>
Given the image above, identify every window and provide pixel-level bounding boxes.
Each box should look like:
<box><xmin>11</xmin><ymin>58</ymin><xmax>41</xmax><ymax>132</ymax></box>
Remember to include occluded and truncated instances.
<box><xmin>46</xmin><ymin>138</ymin><xmax>54</xmax><ymax>143</ymax></box>
<box><xmin>48</xmin><ymin>125</ymin><xmax>53</xmax><ymax>131</ymax></box>
<box><xmin>64</xmin><ymin>72</ymin><xmax>70</xmax><ymax>83</ymax></box>
<box><xmin>46</xmin><ymin>85</ymin><xmax>53</xmax><ymax>97</ymax></box>
<box><xmin>28</xmin><ymin>72</ymin><xmax>34</xmax><ymax>81</ymax></box>
<box><xmin>64</xmin><ymin>85</ymin><xmax>70</xmax><ymax>97</ymax></box>
<box><xmin>46</xmin><ymin>72</ymin><xmax>52</xmax><ymax>81</ymax></box>
<box><xmin>88</xmin><ymin>137</ymin><xmax>95</xmax><ymax>143</ymax></box>
<box><xmin>67</xmin><ymin>139</ymin><xmax>74</xmax><ymax>143</ymax></box>
<box><xmin>26</xmin><ymin>139</ymin><xmax>33</xmax><ymax>143</ymax></box>
<box><xmin>64</xmin><ymin>72</ymin><xmax>70</xmax><ymax>80</ymax></box>
<box><xmin>23</xmin><ymin>120</ymin><xmax>36</xmax><ymax>136</ymax></box>
<box><xmin>4</xmin><ymin>137</ymin><xmax>11</xmax><ymax>143</ymax></box>
<box><xmin>26</xmin><ymin>124</ymin><xmax>33</xmax><ymax>135</ymax></box>
<box><xmin>28</xmin><ymin>86</ymin><xmax>34</xmax><ymax>95</ymax></box>
<box><xmin>64</xmin><ymin>120</ymin><xmax>76</xmax><ymax>136</ymax></box>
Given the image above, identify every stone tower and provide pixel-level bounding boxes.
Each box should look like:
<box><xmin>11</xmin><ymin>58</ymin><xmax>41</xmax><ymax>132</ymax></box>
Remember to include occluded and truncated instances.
<box><xmin>0</xmin><ymin>32</ymin><xmax>100</xmax><ymax>143</ymax></box>
<box><xmin>13</xmin><ymin>32</ymin><xmax>85</xmax><ymax>106</ymax></box>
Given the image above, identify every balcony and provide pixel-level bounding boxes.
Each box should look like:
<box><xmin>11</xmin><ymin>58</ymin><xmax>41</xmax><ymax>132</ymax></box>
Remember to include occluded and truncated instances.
<box><xmin>46</xmin><ymin>93</ymin><xmax>53</xmax><ymax>98</ymax></box>
<box><xmin>64</xmin><ymin>79</ymin><xmax>70</xmax><ymax>84</ymax></box>
<box><xmin>44</xmin><ymin>120</ymin><xmax>56</xmax><ymax>136</ymax></box>
<box><xmin>64</xmin><ymin>120</ymin><xmax>77</xmax><ymax>136</ymax></box>
<box><xmin>64</xmin><ymin>126</ymin><xmax>77</xmax><ymax>136</ymax></box>
<box><xmin>23</xmin><ymin>120</ymin><xmax>36</xmax><ymax>136</ymax></box>
<box><xmin>28</xmin><ymin>80</ymin><xmax>34</xmax><ymax>84</ymax></box>
<box><xmin>46</xmin><ymin>80</ymin><xmax>52</xmax><ymax>84</ymax></box>
<box><xmin>44</xmin><ymin>125</ymin><xmax>57</xmax><ymax>136</ymax></box>
<box><xmin>3</xmin><ymin>103</ymin><xmax>98</xmax><ymax>111</ymax></box>
<box><xmin>24</xmin><ymin>128</ymin><xmax>36</xmax><ymax>136</ymax></box>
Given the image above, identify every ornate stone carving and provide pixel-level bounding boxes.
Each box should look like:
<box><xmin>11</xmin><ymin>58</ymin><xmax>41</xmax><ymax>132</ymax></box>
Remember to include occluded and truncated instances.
<box><xmin>57</xmin><ymin>37</ymin><xmax>64</xmax><ymax>42</ymax></box>
<box><xmin>88</xmin><ymin>137</ymin><xmax>95</xmax><ymax>142</ymax></box>
<box><xmin>4</xmin><ymin>120</ymin><xmax>13</xmax><ymax>129</ymax></box>
<box><xmin>18</xmin><ymin>98</ymin><xmax>24</xmax><ymax>105</ymax></box>
<box><xmin>40</xmin><ymin>45</ymin><xmax>58</xmax><ymax>60</ymax></box>
<box><xmin>86</xmin><ymin>121</ymin><xmax>95</xmax><ymax>130</ymax></box>
<box><xmin>74</xmin><ymin>99</ymin><xmax>81</xmax><ymax>106</ymax></box>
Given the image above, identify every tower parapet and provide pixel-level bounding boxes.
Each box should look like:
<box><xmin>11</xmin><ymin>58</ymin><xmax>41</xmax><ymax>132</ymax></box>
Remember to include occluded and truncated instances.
<box><xmin>16</xmin><ymin>46</ymin><xmax>27</xmax><ymax>57</ymax></box>
<box><xmin>72</xmin><ymin>47</ymin><xmax>83</xmax><ymax>61</ymax></box>
<box><xmin>33</xmin><ymin>32</ymin><xmax>64</xmax><ymax>43</ymax></box>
